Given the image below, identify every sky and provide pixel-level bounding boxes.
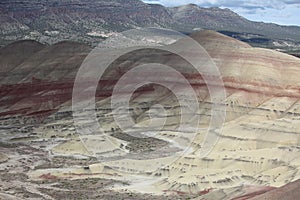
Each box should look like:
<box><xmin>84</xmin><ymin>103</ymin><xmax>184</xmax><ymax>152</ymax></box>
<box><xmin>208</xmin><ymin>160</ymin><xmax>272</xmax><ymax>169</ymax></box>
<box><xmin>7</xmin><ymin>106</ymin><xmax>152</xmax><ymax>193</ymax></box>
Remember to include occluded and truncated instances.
<box><xmin>142</xmin><ymin>0</ymin><xmax>300</xmax><ymax>26</ymax></box>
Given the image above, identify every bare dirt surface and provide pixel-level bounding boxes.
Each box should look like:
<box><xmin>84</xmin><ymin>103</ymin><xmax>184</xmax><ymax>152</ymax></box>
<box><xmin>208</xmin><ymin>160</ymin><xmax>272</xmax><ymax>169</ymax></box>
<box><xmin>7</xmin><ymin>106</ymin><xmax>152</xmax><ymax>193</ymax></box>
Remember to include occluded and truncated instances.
<box><xmin>0</xmin><ymin>141</ymin><xmax>196</xmax><ymax>199</ymax></box>
<box><xmin>0</xmin><ymin>30</ymin><xmax>299</xmax><ymax>199</ymax></box>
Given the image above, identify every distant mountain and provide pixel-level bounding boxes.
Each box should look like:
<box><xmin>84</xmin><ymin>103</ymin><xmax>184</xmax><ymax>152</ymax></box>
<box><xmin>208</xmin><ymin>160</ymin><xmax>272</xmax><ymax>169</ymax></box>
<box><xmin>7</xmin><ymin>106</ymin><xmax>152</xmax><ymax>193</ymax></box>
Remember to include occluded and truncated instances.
<box><xmin>1</xmin><ymin>0</ymin><xmax>300</xmax><ymax>50</ymax></box>
<box><xmin>168</xmin><ymin>4</ymin><xmax>300</xmax><ymax>51</ymax></box>
<box><xmin>169</xmin><ymin>4</ymin><xmax>300</xmax><ymax>41</ymax></box>
<box><xmin>0</xmin><ymin>0</ymin><xmax>175</xmax><ymax>46</ymax></box>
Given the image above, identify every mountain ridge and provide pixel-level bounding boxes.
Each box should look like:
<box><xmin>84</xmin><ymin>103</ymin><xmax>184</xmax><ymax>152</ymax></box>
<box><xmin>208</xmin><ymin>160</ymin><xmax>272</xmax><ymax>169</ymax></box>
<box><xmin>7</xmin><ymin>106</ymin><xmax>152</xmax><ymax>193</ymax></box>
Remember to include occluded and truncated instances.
<box><xmin>1</xmin><ymin>0</ymin><xmax>300</xmax><ymax>50</ymax></box>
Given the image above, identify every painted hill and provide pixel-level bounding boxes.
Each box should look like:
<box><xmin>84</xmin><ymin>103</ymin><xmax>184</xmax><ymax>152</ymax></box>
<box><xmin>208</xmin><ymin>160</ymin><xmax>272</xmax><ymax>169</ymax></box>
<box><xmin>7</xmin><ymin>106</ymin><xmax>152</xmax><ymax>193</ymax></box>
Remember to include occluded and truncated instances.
<box><xmin>0</xmin><ymin>30</ymin><xmax>299</xmax><ymax>199</ymax></box>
